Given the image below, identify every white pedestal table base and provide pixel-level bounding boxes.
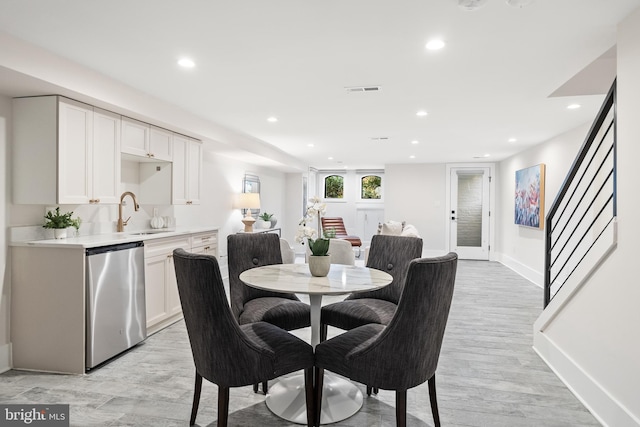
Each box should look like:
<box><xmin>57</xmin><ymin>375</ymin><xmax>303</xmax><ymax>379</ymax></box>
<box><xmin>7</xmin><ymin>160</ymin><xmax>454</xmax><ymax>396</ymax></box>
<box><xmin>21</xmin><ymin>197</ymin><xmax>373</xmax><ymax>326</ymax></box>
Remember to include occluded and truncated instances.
<box><xmin>265</xmin><ymin>373</ymin><xmax>363</xmax><ymax>425</ymax></box>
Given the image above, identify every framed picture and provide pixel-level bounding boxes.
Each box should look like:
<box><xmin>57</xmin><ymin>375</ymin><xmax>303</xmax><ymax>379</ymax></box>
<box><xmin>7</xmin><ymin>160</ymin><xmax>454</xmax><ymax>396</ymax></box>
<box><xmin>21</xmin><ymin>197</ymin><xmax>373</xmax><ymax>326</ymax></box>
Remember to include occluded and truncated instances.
<box><xmin>515</xmin><ymin>164</ymin><xmax>546</xmax><ymax>229</ymax></box>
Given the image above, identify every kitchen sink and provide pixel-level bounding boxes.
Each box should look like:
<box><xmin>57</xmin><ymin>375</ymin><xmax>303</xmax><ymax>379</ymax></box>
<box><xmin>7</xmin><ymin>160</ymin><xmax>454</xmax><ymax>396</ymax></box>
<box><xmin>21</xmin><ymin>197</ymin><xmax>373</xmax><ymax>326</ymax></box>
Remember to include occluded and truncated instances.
<box><xmin>127</xmin><ymin>230</ymin><xmax>171</xmax><ymax>236</ymax></box>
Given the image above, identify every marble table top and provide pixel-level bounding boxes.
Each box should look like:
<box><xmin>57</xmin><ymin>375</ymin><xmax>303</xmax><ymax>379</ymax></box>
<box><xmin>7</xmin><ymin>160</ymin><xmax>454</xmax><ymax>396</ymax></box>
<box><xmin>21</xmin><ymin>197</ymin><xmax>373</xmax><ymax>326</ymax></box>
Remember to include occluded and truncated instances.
<box><xmin>240</xmin><ymin>263</ymin><xmax>392</xmax><ymax>296</ymax></box>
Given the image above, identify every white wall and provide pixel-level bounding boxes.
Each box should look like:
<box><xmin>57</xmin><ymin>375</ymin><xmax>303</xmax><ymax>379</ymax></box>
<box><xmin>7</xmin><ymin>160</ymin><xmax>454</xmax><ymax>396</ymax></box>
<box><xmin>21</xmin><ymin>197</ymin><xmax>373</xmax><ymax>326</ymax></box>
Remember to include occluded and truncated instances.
<box><xmin>0</xmin><ymin>95</ymin><xmax>10</xmax><ymax>372</ymax></box>
<box><xmin>495</xmin><ymin>123</ymin><xmax>589</xmax><ymax>285</ymax></box>
<box><xmin>530</xmin><ymin>8</ymin><xmax>640</xmax><ymax>426</ymax></box>
<box><xmin>385</xmin><ymin>163</ymin><xmax>447</xmax><ymax>255</ymax></box>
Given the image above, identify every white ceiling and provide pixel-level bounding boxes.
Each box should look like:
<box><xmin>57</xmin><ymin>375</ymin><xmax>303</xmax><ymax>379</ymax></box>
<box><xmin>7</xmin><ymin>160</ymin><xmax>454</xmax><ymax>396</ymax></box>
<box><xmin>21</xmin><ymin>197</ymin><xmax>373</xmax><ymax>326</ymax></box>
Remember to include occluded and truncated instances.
<box><xmin>0</xmin><ymin>0</ymin><xmax>638</xmax><ymax>170</ymax></box>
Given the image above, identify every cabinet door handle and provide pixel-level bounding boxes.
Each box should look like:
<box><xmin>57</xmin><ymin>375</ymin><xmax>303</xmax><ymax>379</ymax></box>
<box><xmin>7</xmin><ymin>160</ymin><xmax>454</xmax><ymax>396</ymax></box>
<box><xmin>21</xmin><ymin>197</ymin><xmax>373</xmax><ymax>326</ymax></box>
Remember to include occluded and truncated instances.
<box><xmin>149</xmin><ymin>153</ymin><xmax>155</xmax><ymax>158</ymax></box>
<box><xmin>204</xmin><ymin>246</ymin><xmax>210</xmax><ymax>251</ymax></box>
<box><xmin>94</xmin><ymin>198</ymin><xmax>100</xmax><ymax>203</ymax></box>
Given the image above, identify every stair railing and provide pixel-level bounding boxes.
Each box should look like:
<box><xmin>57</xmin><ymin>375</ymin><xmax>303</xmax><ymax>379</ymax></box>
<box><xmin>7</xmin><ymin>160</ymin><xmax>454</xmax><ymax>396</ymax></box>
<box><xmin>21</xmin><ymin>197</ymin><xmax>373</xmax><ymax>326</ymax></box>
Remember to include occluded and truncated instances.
<box><xmin>544</xmin><ymin>80</ymin><xmax>617</xmax><ymax>307</ymax></box>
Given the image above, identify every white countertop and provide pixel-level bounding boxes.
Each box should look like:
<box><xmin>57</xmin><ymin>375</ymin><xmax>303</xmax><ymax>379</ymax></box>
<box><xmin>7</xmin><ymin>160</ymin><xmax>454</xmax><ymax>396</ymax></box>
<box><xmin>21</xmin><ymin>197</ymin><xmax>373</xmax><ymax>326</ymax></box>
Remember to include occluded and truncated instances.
<box><xmin>10</xmin><ymin>226</ymin><xmax>219</xmax><ymax>249</ymax></box>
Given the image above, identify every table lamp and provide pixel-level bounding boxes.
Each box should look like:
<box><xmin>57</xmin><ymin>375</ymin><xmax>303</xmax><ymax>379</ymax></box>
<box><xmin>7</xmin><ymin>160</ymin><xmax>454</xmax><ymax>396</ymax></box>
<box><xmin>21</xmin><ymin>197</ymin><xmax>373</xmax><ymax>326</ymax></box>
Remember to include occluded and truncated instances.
<box><xmin>233</xmin><ymin>193</ymin><xmax>261</xmax><ymax>232</ymax></box>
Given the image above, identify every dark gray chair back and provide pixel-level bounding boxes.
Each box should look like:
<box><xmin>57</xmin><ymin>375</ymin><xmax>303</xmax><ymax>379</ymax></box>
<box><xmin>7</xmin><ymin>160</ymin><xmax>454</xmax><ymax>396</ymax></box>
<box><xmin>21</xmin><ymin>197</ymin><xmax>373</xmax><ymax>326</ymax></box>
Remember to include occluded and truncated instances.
<box><xmin>173</xmin><ymin>249</ymin><xmax>272</xmax><ymax>386</ymax></box>
<box><xmin>350</xmin><ymin>234</ymin><xmax>423</xmax><ymax>304</ymax></box>
<box><xmin>227</xmin><ymin>233</ymin><xmax>298</xmax><ymax>321</ymax></box>
<box><xmin>348</xmin><ymin>253</ymin><xmax>457</xmax><ymax>390</ymax></box>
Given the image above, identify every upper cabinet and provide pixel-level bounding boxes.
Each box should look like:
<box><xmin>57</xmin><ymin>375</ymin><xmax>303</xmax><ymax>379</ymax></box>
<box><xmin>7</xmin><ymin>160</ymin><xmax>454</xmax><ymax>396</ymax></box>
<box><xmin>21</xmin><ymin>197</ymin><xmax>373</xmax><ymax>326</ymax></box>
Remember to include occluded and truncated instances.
<box><xmin>172</xmin><ymin>134</ymin><xmax>202</xmax><ymax>205</ymax></box>
<box><xmin>13</xmin><ymin>96</ymin><xmax>121</xmax><ymax>204</ymax></box>
<box><xmin>121</xmin><ymin>117</ymin><xmax>172</xmax><ymax>161</ymax></box>
<box><xmin>13</xmin><ymin>95</ymin><xmax>202</xmax><ymax>207</ymax></box>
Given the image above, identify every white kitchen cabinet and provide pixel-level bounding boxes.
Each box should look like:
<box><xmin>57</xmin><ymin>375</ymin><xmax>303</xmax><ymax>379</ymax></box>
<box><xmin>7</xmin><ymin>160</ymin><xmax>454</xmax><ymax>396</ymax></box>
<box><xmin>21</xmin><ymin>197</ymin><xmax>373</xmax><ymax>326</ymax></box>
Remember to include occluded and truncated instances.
<box><xmin>121</xmin><ymin>117</ymin><xmax>172</xmax><ymax>161</ymax></box>
<box><xmin>13</xmin><ymin>96</ymin><xmax>120</xmax><ymax>205</ymax></box>
<box><xmin>190</xmin><ymin>231</ymin><xmax>218</xmax><ymax>255</ymax></box>
<box><xmin>144</xmin><ymin>235</ymin><xmax>190</xmax><ymax>334</ymax></box>
<box><xmin>89</xmin><ymin>108</ymin><xmax>121</xmax><ymax>204</ymax></box>
<box><xmin>172</xmin><ymin>134</ymin><xmax>202</xmax><ymax>205</ymax></box>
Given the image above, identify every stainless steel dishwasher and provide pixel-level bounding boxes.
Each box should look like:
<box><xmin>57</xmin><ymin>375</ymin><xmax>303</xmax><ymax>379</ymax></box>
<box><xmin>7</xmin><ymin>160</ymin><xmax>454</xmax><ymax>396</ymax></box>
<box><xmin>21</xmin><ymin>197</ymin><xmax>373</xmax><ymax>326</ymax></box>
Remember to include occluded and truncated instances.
<box><xmin>86</xmin><ymin>241</ymin><xmax>146</xmax><ymax>369</ymax></box>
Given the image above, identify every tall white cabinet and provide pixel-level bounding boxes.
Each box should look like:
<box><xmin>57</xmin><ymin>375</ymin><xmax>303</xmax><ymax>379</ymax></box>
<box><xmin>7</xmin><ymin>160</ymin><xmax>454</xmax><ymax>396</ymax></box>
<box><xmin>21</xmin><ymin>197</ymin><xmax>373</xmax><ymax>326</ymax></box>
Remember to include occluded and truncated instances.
<box><xmin>13</xmin><ymin>96</ymin><xmax>120</xmax><ymax>204</ymax></box>
<box><xmin>172</xmin><ymin>134</ymin><xmax>202</xmax><ymax>205</ymax></box>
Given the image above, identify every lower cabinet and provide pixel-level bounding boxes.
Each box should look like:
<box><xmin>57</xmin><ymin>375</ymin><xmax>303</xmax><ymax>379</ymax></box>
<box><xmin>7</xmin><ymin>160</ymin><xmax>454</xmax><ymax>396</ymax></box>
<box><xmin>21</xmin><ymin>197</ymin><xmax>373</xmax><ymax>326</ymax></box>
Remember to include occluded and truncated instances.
<box><xmin>144</xmin><ymin>236</ymin><xmax>190</xmax><ymax>334</ymax></box>
<box><xmin>144</xmin><ymin>230</ymin><xmax>219</xmax><ymax>335</ymax></box>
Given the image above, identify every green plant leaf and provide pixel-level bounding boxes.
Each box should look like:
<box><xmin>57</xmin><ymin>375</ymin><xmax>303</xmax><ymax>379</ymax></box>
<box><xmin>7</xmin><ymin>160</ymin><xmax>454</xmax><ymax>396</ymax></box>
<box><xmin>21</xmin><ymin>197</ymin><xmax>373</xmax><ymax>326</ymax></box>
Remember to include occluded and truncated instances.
<box><xmin>308</xmin><ymin>237</ymin><xmax>330</xmax><ymax>256</ymax></box>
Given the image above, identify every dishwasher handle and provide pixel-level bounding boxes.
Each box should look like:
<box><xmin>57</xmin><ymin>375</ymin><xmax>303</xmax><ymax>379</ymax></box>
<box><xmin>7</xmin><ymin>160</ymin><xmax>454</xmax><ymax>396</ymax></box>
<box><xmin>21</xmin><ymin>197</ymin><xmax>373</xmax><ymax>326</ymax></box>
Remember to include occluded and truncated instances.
<box><xmin>86</xmin><ymin>241</ymin><xmax>144</xmax><ymax>256</ymax></box>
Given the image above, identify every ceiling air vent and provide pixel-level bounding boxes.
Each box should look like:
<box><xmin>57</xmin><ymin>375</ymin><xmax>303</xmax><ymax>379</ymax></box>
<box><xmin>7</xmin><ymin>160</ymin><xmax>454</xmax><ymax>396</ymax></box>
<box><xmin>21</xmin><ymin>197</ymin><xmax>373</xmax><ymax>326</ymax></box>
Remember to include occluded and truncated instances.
<box><xmin>370</xmin><ymin>137</ymin><xmax>389</xmax><ymax>141</ymax></box>
<box><xmin>345</xmin><ymin>86</ymin><xmax>381</xmax><ymax>93</ymax></box>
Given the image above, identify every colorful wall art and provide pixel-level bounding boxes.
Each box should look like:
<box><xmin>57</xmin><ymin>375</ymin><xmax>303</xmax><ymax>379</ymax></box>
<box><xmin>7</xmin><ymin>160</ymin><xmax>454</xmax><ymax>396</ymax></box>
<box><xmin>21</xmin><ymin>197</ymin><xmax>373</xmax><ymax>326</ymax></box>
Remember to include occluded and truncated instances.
<box><xmin>515</xmin><ymin>164</ymin><xmax>546</xmax><ymax>229</ymax></box>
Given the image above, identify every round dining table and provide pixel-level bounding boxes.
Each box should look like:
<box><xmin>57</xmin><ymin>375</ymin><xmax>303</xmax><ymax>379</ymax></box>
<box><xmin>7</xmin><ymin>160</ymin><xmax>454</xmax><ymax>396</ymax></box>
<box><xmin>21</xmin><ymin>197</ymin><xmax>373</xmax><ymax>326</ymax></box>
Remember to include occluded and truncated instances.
<box><xmin>240</xmin><ymin>263</ymin><xmax>393</xmax><ymax>425</ymax></box>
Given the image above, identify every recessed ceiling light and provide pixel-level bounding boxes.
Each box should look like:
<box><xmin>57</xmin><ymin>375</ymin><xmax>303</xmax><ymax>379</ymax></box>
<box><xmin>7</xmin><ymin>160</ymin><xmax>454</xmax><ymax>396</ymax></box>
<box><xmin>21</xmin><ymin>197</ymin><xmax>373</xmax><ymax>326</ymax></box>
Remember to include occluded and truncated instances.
<box><xmin>508</xmin><ymin>138</ymin><xmax>517</xmax><ymax>143</ymax></box>
<box><xmin>567</xmin><ymin>104</ymin><xmax>581</xmax><ymax>110</ymax></box>
<box><xmin>307</xmin><ymin>144</ymin><xmax>314</xmax><ymax>147</ymax></box>
<box><xmin>506</xmin><ymin>0</ymin><xmax>536</xmax><ymax>8</ymax></box>
<box><xmin>409</xmin><ymin>155</ymin><xmax>416</xmax><ymax>159</ymax></box>
<box><xmin>458</xmin><ymin>0</ymin><xmax>488</xmax><ymax>11</ymax></box>
<box><xmin>425</xmin><ymin>39</ymin><xmax>445</xmax><ymax>50</ymax></box>
<box><xmin>267</xmin><ymin>116</ymin><xmax>278</xmax><ymax>122</ymax></box>
<box><xmin>177</xmin><ymin>58</ymin><xmax>195</xmax><ymax>68</ymax></box>
<box><xmin>328</xmin><ymin>157</ymin><xmax>333</xmax><ymax>160</ymax></box>
<box><xmin>411</xmin><ymin>140</ymin><xmax>419</xmax><ymax>145</ymax></box>
<box><xmin>416</xmin><ymin>111</ymin><xmax>428</xmax><ymax>117</ymax></box>
<box><xmin>484</xmin><ymin>154</ymin><xmax>490</xmax><ymax>157</ymax></box>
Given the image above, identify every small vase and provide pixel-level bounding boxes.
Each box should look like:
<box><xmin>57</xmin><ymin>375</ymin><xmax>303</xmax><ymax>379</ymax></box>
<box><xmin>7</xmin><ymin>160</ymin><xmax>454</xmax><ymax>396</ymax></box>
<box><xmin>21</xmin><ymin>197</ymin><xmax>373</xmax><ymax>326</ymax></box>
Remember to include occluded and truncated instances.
<box><xmin>150</xmin><ymin>208</ymin><xmax>164</xmax><ymax>229</ymax></box>
<box><xmin>54</xmin><ymin>228</ymin><xmax>67</xmax><ymax>239</ymax></box>
<box><xmin>308</xmin><ymin>255</ymin><xmax>331</xmax><ymax>277</ymax></box>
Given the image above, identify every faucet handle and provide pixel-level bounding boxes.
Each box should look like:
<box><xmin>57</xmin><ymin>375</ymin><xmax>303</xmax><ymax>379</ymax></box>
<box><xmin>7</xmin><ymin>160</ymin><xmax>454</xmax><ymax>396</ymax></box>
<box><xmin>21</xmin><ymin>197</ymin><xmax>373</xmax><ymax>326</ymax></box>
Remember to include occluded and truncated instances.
<box><xmin>123</xmin><ymin>216</ymin><xmax>131</xmax><ymax>226</ymax></box>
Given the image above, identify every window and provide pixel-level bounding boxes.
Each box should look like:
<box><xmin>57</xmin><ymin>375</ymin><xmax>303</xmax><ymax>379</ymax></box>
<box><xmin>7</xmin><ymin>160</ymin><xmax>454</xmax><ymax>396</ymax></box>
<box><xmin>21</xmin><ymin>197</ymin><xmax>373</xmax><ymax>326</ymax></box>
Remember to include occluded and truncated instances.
<box><xmin>324</xmin><ymin>175</ymin><xmax>344</xmax><ymax>199</ymax></box>
<box><xmin>361</xmin><ymin>175</ymin><xmax>382</xmax><ymax>199</ymax></box>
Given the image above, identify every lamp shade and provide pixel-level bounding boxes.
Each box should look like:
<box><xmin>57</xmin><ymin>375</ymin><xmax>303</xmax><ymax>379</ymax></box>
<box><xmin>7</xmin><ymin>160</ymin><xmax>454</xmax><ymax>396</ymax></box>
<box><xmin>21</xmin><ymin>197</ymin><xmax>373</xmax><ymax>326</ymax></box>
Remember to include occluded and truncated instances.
<box><xmin>233</xmin><ymin>192</ymin><xmax>261</xmax><ymax>210</ymax></box>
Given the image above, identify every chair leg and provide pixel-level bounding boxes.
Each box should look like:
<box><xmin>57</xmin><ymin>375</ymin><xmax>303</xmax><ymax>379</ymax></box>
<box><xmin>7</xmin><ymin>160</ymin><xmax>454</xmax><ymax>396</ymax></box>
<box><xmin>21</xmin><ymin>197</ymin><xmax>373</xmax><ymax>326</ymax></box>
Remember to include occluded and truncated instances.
<box><xmin>396</xmin><ymin>390</ymin><xmax>407</xmax><ymax>427</ymax></box>
<box><xmin>373</xmin><ymin>387</ymin><xmax>379</xmax><ymax>395</ymax></box>
<box><xmin>218</xmin><ymin>386</ymin><xmax>230</xmax><ymax>427</ymax></box>
<box><xmin>253</xmin><ymin>381</ymin><xmax>268</xmax><ymax>394</ymax></box>
<box><xmin>314</xmin><ymin>367</ymin><xmax>324</xmax><ymax>427</ymax></box>
<box><xmin>304</xmin><ymin>368</ymin><xmax>314</xmax><ymax>427</ymax></box>
<box><xmin>320</xmin><ymin>323</ymin><xmax>328</xmax><ymax>342</ymax></box>
<box><xmin>366</xmin><ymin>386</ymin><xmax>372</xmax><ymax>396</ymax></box>
<box><xmin>428</xmin><ymin>374</ymin><xmax>441</xmax><ymax>427</ymax></box>
<box><xmin>190</xmin><ymin>373</ymin><xmax>203</xmax><ymax>425</ymax></box>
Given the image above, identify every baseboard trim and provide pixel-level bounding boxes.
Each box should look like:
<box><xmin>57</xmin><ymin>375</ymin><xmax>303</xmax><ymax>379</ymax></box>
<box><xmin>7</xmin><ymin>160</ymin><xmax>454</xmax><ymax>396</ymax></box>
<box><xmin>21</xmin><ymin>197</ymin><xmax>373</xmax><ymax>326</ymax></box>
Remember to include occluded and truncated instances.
<box><xmin>533</xmin><ymin>333</ymin><xmax>640</xmax><ymax>427</ymax></box>
<box><xmin>495</xmin><ymin>252</ymin><xmax>543</xmax><ymax>287</ymax></box>
<box><xmin>0</xmin><ymin>343</ymin><xmax>12</xmax><ymax>373</ymax></box>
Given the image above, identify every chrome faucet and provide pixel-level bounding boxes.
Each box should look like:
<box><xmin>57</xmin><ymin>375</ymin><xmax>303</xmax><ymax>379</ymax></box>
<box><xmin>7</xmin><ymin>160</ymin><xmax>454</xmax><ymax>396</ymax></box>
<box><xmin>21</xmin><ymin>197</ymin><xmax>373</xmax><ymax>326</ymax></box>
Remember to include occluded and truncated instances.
<box><xmin>117</xmin><ymin>191</ymin><xmax>140</xmax><ymax>232</ymax></box>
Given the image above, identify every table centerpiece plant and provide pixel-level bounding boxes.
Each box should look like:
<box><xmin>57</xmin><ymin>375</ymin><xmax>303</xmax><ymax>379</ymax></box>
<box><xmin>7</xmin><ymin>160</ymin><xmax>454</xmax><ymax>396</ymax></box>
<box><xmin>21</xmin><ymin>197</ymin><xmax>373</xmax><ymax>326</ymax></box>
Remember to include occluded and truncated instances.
<box><xmin>296</xmin><ymin>196</ymin><xmax>330</xmax><ymax>276</ymax></box>
<box><xmin>43</xmin><ymin>207</ymin><xmax>81</xmax><ymax>239</ymax></box>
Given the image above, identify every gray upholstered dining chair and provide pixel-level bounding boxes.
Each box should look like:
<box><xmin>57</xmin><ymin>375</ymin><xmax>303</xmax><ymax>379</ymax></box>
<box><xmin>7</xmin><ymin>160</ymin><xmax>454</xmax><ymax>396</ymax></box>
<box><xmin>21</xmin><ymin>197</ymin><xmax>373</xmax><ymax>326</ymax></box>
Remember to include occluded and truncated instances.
<box><xmin>227</xmin><ymin>233</ymin><xmax>311</xmax><ymax>392</ymax></box>
<box><xmin>172</xmin><ymin>249</ymin><xmax>315</xmax><ymax>427</ymax></box>
<box><xmin>314</xmin><ymin>253</ymin><xmax>458</xmax><ymax>427</ymax></box>
<box><xmin>319</xmin><ymin>234</ymin><xmax>422</xmax><ymax>342</ymax></box>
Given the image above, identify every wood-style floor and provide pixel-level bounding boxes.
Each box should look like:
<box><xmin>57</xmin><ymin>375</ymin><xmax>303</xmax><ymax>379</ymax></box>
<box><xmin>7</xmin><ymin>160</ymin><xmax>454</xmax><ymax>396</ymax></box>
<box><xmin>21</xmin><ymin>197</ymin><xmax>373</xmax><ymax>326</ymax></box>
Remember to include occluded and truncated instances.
<box><xmin>0</xmin><ymin>260</ymin><xmax>600</xmax><ymax>426</ymax></box>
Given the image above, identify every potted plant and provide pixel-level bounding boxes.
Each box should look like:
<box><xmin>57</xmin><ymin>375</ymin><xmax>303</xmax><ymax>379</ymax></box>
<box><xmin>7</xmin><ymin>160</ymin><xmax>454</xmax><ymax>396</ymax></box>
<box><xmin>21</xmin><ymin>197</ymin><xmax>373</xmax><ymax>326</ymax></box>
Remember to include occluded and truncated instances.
<box><xmin>258</xmin><ymin>212</ymin><xmax>273</xmax><ymax>229</ymax></box>
<box><xmin>296</xmin><ymin>199</ymin><xmax>330</xmax><ymax>276</ymax></box>
<box><xmin>43</xmin><ymin>207</ymin><xmax>81</xmax><ymax>239</ymax></box>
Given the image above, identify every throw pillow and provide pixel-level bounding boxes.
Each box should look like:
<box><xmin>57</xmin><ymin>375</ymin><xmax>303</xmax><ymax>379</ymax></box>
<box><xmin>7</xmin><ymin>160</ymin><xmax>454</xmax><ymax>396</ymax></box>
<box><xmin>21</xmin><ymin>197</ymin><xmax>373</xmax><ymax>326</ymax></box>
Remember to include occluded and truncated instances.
<box><xmin>401</xmin><ymin>224</ymin><xmax>420</xmax><ymax>238</ymax></box>
<box><xmin>380</xmin><ymin>220</ymin><xmax>403</xmax><ymax>236</ymax></box>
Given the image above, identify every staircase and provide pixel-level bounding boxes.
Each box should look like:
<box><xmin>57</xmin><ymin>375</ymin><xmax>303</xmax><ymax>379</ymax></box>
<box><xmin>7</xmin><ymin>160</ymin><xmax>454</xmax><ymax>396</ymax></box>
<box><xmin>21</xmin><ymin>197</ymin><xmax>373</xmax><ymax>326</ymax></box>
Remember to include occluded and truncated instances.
<box><xmin>544</xmin><ymin>80</ymin><xmax>617</xmax><ymax>308</ymax></box>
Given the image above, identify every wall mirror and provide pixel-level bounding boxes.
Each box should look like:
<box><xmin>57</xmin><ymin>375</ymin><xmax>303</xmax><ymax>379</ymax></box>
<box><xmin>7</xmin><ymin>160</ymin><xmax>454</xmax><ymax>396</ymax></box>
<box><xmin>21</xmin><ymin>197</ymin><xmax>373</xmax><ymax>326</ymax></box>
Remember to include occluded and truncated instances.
<box><xmin>243</xmin><ymin>173</ymin><xmax>261</xmax><ymax>215</ymax></box>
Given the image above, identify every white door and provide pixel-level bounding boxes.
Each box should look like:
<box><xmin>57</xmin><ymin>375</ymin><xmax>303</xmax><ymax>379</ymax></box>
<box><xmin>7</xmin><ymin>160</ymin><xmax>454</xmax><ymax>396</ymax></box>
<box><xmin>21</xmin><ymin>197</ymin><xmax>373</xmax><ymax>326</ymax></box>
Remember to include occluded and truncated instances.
<box><xmin>355</xmin><ymin>209</ymin><xmax>385</xmax><ymax>247</ymax></box>
<box><xmin>450</xmin><ymin>167</ymin><xmax>490</xmax><ymax>260</ymax></box>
